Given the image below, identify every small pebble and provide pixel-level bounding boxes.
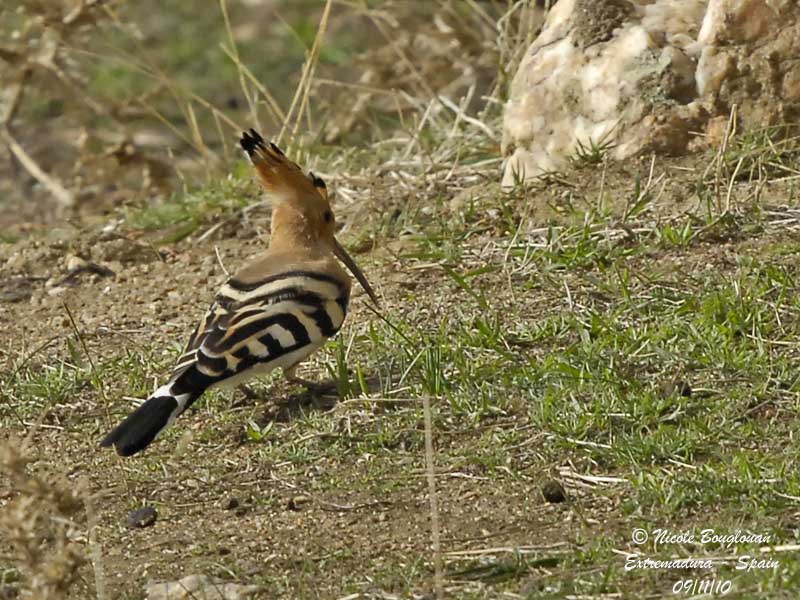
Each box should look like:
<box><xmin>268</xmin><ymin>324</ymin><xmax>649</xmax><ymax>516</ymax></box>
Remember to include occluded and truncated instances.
<box><xmin>659</xmin><ymin>379</ymin><xmax>692</xmax><ymax>398</ymax></box>
<box><xmin>126</xmin><ymin>506</ymin><xmax>157</xmax><ymax>529</ymax></box>
<box><xmin>541</xmin><ymin>480</ymin><xmax>567</xmax><ymax>504</ymax></box>
<box><xmin>65</xmin><ymin>254</ymin><xmax>88</xmax><ymax>271</ymax></box>
<box><xmin>287</xmin><ymin>495</ymin><xmax>310</xmax><ymax>511</ymax></box>
<box><xmin>47</xmin><ymin>286</ymin><xmax>67</xmax><ymax>297</ymax></box>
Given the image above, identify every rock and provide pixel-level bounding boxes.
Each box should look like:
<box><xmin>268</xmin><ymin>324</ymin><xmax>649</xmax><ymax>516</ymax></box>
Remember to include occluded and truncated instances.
<box><xmin>221</xmin><ymin>496</ymin><xmax>240</xmax><ymax>511</ymax></box>
<box><xmin>696</xmin><ymin>0</ymin><xmax>800</xmax><ymax>127</ymax></box>
<box><xmin>502</xmin><ymin>0</ymin><xmax>800</xmax><ymax>185</ymax></box>
<box><xmin>0</xmin><ymin>276</ymin><xmax>43</xmax><ymax>303</ymax></box>
<box><xmin>146</xmin><ymin>575</ymin><xmax>260</xmax><ymax>600</ymax></box>
<box><xmin>127</xmin><ymin>506</ymin><xmax>158</xmax><ymax>529</ymax></box>
<box><xmin>503</xmin><ymin>0</ymin><xmax>707</xmax><ymax>185</ymax></box>
<box><xmin>95</xmin><ymin>237</ymin><xmax>157</xmax><ymax>264</ymax></box>
<box><xmin>65</xmin><ymin>254</ymin><xmax>89</xmax><ymax>271</ymax></box>
<box><xmin>541</xmin><ymin>480</ymin><xmax>568</xmax><ymax>503</ymax></box>
<box><xmin>287</xmin><ymin>495</ymin><xmax>310</xmax><ymax>511</ymax></box>
<box><xmin>659</xmin><ymin>379</ymin><xmax>692</xmax><ymax>398</ymax></box>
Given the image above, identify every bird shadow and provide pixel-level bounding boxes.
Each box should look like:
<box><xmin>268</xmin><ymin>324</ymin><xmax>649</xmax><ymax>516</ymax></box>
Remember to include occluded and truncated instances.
<box><xmin>249</xmin><ymin>372</ymin><xmax>386</xmax><ymax>426</ymax></box>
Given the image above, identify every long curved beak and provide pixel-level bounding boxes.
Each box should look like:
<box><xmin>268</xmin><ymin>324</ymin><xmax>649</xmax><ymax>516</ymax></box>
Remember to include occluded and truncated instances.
<box><xmin>333</xmin><ymin>238</ymin><xmax>380</xmax><ymax>307</ymax></box>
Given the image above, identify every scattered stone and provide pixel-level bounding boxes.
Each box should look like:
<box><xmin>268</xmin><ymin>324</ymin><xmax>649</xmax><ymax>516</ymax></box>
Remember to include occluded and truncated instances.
<box><xmin>541</xmin><ymin>480</ymin><xmax>568</xmax><ymax>504</ymax></box>
<box><xmin>127</xmin><ymin>506</ymin><xmax>158</xmax><ymax>529</ymax></box>
<box><xmin>65</xmin><ymin>254</ymin><xmax>89</xmax><ymax>271</ymax></box>
<box><xmin>659</xmin><ymin>379</ymin><xmax>693</xmax><ymax>398</ymax></box>
<box><xmin>146</xmin><ymin>575</ymin><xmax>260</xmax><ymax>600</ymax></box>
<box><xmin>95</xmin><ymin>237</ymin><xmax>157</xmax><ymax>264</ymax></box>
<box><xmin>287</xmin><ymin>495</ymin><xmax>310</xmax><ymax>511</ymax></box>
<box><xmin>57</xmin><ymin>261</ymin><xmax>116</xmax><ymax>287</ymax></box>
<box><xmin>5</xmin><ymin>251</ymin><xmax>25</xmax><ymax>271</ymax></box>
<box><xmin>0</xmin><ymin>277</ymin><xmax>44</xmax><ymax>303</ymax></box>
<box><xmin>222</xmin><ymin>497</ymin><xmax>240</xmax><ymax>511</ymax></box>
<box><xmin>47</xmin><ymin>286</ymin><xmax>68</xmax><ymax>297</ymax></box>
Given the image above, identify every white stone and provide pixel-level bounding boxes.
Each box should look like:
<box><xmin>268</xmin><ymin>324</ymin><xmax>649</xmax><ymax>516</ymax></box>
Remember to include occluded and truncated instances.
<box><xmin>146</xmin><ymin>575</ymin><xmax>260</xmax><ymax>600</ymax></box>
<box><xmin>65</xmin><ymin>254</ymin><xmax>88</xmax><ymax>271</ymax></box>
<box><xmin>502</xmin><ymin>0</ymin><xmax>800</xmax><ymax>186</ymax></box>
<box><xmin>47</xmin><ymin>286</ymin><xmax>67</xmax><ymax>297</ymax></box>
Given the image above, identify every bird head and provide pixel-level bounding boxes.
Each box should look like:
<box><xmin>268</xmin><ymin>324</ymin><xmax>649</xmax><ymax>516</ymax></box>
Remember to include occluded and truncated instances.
<box><xmin>240</xmin><ymin>129</ymin><xmax>379</xmax><ymax>307</ymax></box>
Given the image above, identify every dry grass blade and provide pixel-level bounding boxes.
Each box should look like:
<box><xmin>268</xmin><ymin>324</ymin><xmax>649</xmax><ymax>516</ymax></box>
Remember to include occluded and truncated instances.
<box><xmin>279</xmin><ymin>0</ymin><xmax>334</xmax><ymax>150</ymax></box>
<box><xmin>2</xmin><ymin>129</ymin><xmax>76</xmax><ymax>207</ymax></box>
<box><xmin>2</xmin><ymin>66</ymin><xmax>75</xmax><ymax>207</ymax></box>
<box><xmin>438</xmin><ymin>92</ymin><xmax>495</xmax><ymax>138</ymax></box>
<box><xmin>493</xmin><ymin>1</ymin><xmax>548</xmax><ymax>101</ymax></box>
<box><xmin>422</xmin><ymin>395</ymin><xmax>444</xmax><ymax>599</ymax></box>
<box><xmin>101</xmin><ymin>4</ymin><xmax>221</xmax><ymax>170</ymax></box>
<box><xmin>186</xmin><ymin>101</ymin><xmax>214</xmax><ymax>167</ymax></box>
<box><xmin>1</xmin><ymin>70</ymin><xmax>29</xmax><ymax>125</ymax></box>
<box><xmin>710</xmin><ymin>103</ymin><xmax>738</xmax><ymax>212</ymax></box>
<box><xmin>83</xmin><ymin>486</ymin><xmax>107</xmax><ymax>600</ymax></box>
<box><xmin>219</xmin><ymin>0</ymin><xmax>260</xmax><ymax>132</ymax></box>
<box><xmin>218</xmin><ymin>43</ymin><xmax>286</xmax><ymax>130</ymax></box>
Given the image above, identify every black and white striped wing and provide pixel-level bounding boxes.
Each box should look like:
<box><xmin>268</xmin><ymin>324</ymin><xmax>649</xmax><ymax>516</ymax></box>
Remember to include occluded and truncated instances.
<box><xmin>169</xmin><ymin>270</ymin><xmax>349</xmax><ymax>394</ymax></box>
<box><xmin>171</xmin><ymin>301</ymin><xmax>226</xmax><ymax>379</ymax></box>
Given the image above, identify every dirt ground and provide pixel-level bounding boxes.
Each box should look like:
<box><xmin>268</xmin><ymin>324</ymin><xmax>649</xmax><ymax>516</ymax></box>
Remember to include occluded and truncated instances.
<box><xmin>3</xmin><ymin>143</ymin><xmax>800</xmax><ymax>599</ymax></box>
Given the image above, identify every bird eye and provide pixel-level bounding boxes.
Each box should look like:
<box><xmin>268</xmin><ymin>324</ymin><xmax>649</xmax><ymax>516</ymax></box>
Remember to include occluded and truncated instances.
<box><xmin>323</xmin><ymin>210</ymin><xmax>333</xmax><ymax>223</ymax></box>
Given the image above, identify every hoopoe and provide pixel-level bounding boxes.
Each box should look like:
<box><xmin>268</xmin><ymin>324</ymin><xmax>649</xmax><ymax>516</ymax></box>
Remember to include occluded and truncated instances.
<box><xmin>101</xmin><ymin>129</ymin><xmax>379</xmax><ymax>456</ymax></box>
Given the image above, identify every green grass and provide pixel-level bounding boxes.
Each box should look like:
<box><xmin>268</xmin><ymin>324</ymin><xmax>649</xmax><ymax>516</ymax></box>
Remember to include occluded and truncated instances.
<box><xmin>568</xmin><ymin>134</ymin><xmax>617</xmax><ymax>168</ymax></box>
<box><xmin>713</xmin><ymin>125</ymin><xmax>800</xmax><ymax>184</ymax></box>
<box><xmin>124</xmin><ymin>168</ymin><xmax>257</xmax><ymax>241</ymax></box>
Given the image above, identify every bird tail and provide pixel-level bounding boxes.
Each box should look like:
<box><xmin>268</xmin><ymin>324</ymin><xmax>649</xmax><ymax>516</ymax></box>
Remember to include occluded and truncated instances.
<box><xmin>239</xmin><ymin>129</ymin><xmax>320</xmax><ymax>200</ymax></box>
<box><xmin>100</xmin><ymin>385</ymin><xmax>200</xmax><ymax>457</ymax></box>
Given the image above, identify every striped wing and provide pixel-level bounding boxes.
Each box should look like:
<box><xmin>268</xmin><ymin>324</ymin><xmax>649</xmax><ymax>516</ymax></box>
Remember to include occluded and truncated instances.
<box><xmin>169</xmin><ymin>270</ymin><xmax>349</xmax><ymax>392</ymax></box>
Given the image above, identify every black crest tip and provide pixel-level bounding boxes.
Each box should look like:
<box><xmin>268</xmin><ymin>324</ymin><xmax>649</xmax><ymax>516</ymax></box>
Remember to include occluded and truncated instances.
<box><xmin>240</xmin><ymin>129</ymin><xmax>265</xmax><ymax>155</ymax></box>
<box><xmin>310</xmin><ymin>172</ymin><xmax>326</xmax><ymax>189</ymax></box>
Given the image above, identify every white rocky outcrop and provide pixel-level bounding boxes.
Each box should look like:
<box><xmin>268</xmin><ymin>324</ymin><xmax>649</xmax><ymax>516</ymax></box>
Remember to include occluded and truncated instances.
<box><xmin>502</xmin><ymin>0</ymin><xmax>800</xmax><ymax>185</ymax></box>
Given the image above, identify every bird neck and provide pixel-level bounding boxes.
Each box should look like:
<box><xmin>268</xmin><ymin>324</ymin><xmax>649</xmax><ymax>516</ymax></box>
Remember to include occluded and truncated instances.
<box><xmin>268</xmin><ymin>203</ymin><xmax>320</xmax><ymax>254</ymax></box>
